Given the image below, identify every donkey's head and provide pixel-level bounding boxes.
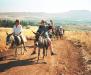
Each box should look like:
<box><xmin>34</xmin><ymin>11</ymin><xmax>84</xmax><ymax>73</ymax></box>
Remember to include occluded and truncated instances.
<box><xmin>33</xmin><ymin>31</ymin><xmax>44</xmax><ymax>40</ymax></box>
<box><xmin>6</xmin><ymin>32</ymin><xmax>13</xmax><ymax>45</ymax></box>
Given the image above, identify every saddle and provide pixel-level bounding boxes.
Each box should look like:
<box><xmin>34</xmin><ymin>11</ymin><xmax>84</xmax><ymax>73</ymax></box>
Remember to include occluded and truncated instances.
<box><xmin>14</xmin><ymin>36</ymin><xmax>22</xmax><ymax>45</ymax></box>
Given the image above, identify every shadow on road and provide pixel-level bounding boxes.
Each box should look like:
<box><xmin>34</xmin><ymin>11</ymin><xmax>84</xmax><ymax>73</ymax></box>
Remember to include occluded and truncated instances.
<box><xmin>0</xmin><ymin>57</ymin><xmax>36</xmax><ymax>72</ymax></box>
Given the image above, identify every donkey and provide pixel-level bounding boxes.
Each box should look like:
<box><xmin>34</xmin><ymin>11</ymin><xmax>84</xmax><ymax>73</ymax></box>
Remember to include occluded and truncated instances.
<box><xmin>55</xmin><ymin>26</ymin><xmax>64</xmax><ymax>39</ymax></box>
<box><xmin>6</xmin><ymin>32</ymin><xmax>27</xmax><ymax>57</ymax></box>
<box><xmin>33</xmin><ymin>32</ymin><xmax>49</xmax><ymax>62</ymax></box>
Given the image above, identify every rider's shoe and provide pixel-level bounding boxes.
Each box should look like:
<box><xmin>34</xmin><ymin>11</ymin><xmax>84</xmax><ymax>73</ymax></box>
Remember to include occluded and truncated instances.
<box><xmin>31</xmin><ymin>51</ymin><xmax>36</xmax><ymax>55</ymax></box>
<box><xmin>51</xmin><ymin>52</ymin><xmax>56</xmax><ymax>55</ymax></box>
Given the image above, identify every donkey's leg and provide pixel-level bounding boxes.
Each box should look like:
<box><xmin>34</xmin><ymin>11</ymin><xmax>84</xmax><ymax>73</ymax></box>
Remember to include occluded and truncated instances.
<box><xmin>20</xmin><ymin>35</ymin><xmax>27</xmax><ymax>52</ymax></box>
<box><xmin>37</xmin><ymin>48</ymin><xmax>40</xmax><ymax>63</ymax></box>
<box><xmin>61</xmin><ymin>34</ymin><xmax>63</xmax><ymax>39</ymax></box>
<box><xmin>21</xmin><ymin>44</ymin><xmax>24</xmax><ymax>55</ymax></box>
<box><xmin>53</xmin><ymin>34</ymin><xmax>55</xmax><ymax>41</ymax></box>
<box><xmin>45</xmin><ymin>42</ymin><xmax>48</xmax><ymax>56</ymax></box>
<box><xmin>15</xmin><ymin>47</ymin><xmax>18</xmax><ymax>57</ymax></box>
<box><xmin>23</xmin><ymin>43</ymin><xmax>27</xmax><ymax>52</ymax></box>
<box><xmin>59</xmin><ymin>34</ymin><xmax>61</xmax><ymax>39</ymax></box>
<box><xmin>43</xmin><ymin>47</ymin><xmax>45</xmax><ymax>59</ymax></box>
<box><xmin>45</xmin><ymin>47</ymin><xmax>48</xmax><ymax>56</ymax></box>
<box><xmin>57</xmin><ymin>35</ymin><xmax>59</xmax><ymax>40</ymax></box>
<box><xmin>21</xmin><ymin>45</ymin><xmax>22</xmax><ymax>55</ymax></box>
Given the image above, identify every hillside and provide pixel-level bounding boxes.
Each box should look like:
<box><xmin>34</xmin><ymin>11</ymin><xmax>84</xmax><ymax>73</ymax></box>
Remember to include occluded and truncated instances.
<box><xmin>0</xmin><ymin>10</ymin><xmax>91</xmax><ymax>24</ymax></box>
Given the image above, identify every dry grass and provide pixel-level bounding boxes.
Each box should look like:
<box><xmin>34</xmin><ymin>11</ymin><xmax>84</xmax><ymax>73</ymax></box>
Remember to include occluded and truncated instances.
<box><xmin>64</xmin><ymin>31</ymin><xmax>91</xmax><ymax>73</ymax></box>
<box><xmin>0</xmin><ymin>26</ymin><xmax>91</xmax><ymax>52</ymax></box>
<box><xmin>64</xmin><ymin>31</ymin><xmax>91</xmax><ymax>49</ymax></box>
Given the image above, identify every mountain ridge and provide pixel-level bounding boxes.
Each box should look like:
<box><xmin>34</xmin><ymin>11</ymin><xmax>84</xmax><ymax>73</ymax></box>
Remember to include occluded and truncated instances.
<box><xmin>0</xmin><ymin>10</ymin><xmax>91</xmax><ymax>24</ymax></box>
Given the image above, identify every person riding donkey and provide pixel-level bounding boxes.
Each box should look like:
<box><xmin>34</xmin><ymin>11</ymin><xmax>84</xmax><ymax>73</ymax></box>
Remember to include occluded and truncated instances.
<box><xmin>6</xmin><ymin>19</ymin><xmax>27</xmax><ymax>56</ymax></box>
<box><xmin>49</xmin><ymin>20</ymin><xmax>56</xmax><ymax>39</ymax></box>
<box><xmin>59</xmin><ymin>26</ymin><xmax>64</xmax><ymax>39</ymax></box>
<box><xmin>9</xmin><ymin>19</ymin><xmax>26</xmax><ymax>48</ymax></box>
<box><xmin>31</xmin><ymin>20</ymin><xmax>56</xmax><ymax>55</ymax></box>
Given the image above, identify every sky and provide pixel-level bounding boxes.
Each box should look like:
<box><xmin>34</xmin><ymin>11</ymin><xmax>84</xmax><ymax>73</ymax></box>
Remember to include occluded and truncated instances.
<box><xmin>0</xmin><ymin>0</ymin><xmax>91</xmax><ymax>13</ymax></box>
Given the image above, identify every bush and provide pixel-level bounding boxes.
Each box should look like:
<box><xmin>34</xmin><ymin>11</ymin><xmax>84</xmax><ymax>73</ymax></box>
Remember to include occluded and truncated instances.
<box><xmin>0</xmin><ymin>19</ymin><xmax>37</xmax><ymax>27</ymax></box>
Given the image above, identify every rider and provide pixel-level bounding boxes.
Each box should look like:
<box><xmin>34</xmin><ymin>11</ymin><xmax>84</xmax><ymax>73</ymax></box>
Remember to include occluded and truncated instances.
<box><xmin>31</xmin><ymin>20</ymin><xmax>56</xmax><ymax>55</ymax></box>
<box><xmin>11</xmin><ymin>19</ymin><xmax>23</xmax><ymax>45</ymax></box>
<box><xmin>59</xmin><ymin>25</ymin><xmax>64</xmax><ymax>35</ymax></box>
<box><xmin>47</xmin><ymin>23</ymin><xmax>53</xmax><ymax>38</ymax></box>
<box><xmin>50</xmin><ymin>20</ymin><xmax>55</xmax><ymax>35</ymax></box>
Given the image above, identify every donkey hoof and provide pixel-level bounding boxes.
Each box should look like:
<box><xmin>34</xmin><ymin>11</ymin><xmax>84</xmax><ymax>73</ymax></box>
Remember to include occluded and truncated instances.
<box><xmin>22</xmin><ymin>53</ymin><xmax>24</xmax><ymax>55</ymax></box>
<box><xmin>43</xmin><ymin>57</ymin><xmax>44</xmax><ymax>59</ymax></box>
<box><xmin>15</xmin><ymin>55</ymin><xmax>17</xmax><ymax>58</ymax></box>
<box><xmin>25</xmin><ymin>49</ymin><xmax>27</xmax><ymax>52</ymax></box>
<box><xmin>37</xmin><ymin>60</ymin><xmax>39</xmax><ymax>63</ymax></box>
<box><xmin>51</xmin><ymin>52</ymin><xmax>56</xmax><ymax>56</ymax></box>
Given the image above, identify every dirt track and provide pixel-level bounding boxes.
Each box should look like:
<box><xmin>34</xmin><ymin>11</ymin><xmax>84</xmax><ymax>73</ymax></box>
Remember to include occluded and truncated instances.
<box><xmin>0</xmin><ymin>39</ymin><xmax>86</xmax><ymax>75</ymax></box>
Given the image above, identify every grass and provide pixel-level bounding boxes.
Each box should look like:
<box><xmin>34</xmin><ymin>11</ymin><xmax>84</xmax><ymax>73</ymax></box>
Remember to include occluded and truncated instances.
<box><xmin>0</xmin><ymin>26</ymin><xmax>91</xmax><ymax>52</ymax></box>
<box><xmin>64</xmin><ymin>31</ymin><xmax>91</xmax><ymax>50</ymax></box>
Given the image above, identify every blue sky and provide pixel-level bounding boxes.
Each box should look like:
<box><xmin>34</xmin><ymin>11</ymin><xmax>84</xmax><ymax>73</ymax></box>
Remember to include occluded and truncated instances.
<box><xmin>0</xmin><ymin>0</ymin><xmax>91</xmax><ymax>13</ymax></box>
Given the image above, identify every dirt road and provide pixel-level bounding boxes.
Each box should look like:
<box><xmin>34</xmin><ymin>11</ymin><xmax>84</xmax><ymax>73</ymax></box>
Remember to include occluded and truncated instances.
<box><xmin>0</xmin><ymin>39</ymin><xmax>86</xmax><ymax>75</ymax></box>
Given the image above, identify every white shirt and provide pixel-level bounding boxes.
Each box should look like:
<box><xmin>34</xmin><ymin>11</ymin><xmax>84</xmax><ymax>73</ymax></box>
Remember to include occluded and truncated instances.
<box><xmin>13</xmin><ymin>25</ymin><xmax>22</xmax><ymax>35</ymax></box>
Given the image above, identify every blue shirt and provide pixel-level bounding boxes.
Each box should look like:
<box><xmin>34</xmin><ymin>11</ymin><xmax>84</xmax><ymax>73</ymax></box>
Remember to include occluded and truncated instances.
<box><xmin>37</xmin><ymin>25</ymin><xmax>49</xmax><ymax>38</ymax></box>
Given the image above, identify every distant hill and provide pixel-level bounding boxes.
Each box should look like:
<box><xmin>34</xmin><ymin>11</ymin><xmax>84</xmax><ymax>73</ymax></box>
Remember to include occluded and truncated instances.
<box><xmin>53</xmin><ymin>10</ymin><xmax>91</xmax><ymax>24</ymax></box>
<box><xmin>56</xmin><ymin>10</ymin><xmax>91</xmax><ymax>19</ymax></box>
<box><xmin>0</xmin><ymin>10</ymin><xmax>91</xmax><ymax>24</ymax></box>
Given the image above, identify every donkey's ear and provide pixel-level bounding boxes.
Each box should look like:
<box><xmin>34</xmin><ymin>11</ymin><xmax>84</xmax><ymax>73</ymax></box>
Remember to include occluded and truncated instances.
<box><xmin>32</xmin><ymin>31</ymin><xmax>36</xmax><ymax>35</ymax></box>
<box><xmin>6</xmin><ymin>32</ymin><xmax>8</xmax><ymax>35</ymax></box>
<box><xmin>37</xmin><ymin>32</ymin><xmax>40</xmax><ymax>34</ymax></box>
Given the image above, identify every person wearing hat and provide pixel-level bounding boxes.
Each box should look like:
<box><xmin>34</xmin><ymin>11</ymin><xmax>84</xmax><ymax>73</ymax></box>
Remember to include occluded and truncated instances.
<box><xmin>31</xmin><ymin>20</ymin><xmax>56</xmax><ymax>55</ymax></box>
<box><xmin>60</xmin><ymin>26</ymin><xmax>63</xmax><ymax>29</ymax></box>
<box><xmin>50</xmin><ymin>20</ymin><xmax>53</xmax><ymax>26</ymax></box>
